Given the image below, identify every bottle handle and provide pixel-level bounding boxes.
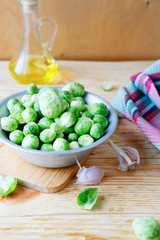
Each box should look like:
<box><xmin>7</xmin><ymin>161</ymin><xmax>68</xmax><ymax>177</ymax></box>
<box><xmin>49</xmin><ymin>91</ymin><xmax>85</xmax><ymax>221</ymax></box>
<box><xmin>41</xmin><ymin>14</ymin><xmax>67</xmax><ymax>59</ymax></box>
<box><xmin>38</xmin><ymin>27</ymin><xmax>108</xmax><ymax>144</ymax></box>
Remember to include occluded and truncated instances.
<box><xmin>40</xmin><ymin>17</ymin><xmax>58</xmax><ymax>51</ymax></box>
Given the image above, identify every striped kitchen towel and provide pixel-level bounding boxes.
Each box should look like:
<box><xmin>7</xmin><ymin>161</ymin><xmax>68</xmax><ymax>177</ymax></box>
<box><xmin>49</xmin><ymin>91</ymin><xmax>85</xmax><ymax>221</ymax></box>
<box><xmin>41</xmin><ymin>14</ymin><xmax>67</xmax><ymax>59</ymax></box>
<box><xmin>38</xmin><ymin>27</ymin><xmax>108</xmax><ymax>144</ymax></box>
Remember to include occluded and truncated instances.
<box><xmin>112</xmin><ymin>60</ymin><xmax>160</xmax><ymax>151</ymax></box>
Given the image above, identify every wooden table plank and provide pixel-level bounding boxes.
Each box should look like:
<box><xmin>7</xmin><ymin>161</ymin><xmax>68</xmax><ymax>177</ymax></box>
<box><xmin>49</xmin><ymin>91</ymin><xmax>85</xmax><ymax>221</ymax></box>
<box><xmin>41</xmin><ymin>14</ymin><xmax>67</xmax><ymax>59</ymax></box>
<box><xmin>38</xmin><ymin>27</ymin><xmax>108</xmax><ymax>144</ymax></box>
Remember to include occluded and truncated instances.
<box><xmin>1</xmin><ymin>214</ymin><xmax>160</xmax><ymax>240</ymax></box>
<box><xmin>0</xmin><ymin>60</ymin><xmax>159</xmax><ymax>239</ymax></box>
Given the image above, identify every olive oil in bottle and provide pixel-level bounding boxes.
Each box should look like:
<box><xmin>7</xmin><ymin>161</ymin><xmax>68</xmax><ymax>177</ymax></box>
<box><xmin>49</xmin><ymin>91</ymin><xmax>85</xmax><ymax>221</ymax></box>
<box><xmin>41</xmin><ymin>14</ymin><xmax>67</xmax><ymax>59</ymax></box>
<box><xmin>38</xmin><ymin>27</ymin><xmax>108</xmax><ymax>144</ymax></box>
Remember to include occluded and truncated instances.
<box><xmin>9</xmin><ymin>56</ymin><xmax>58</xmax><ymax>84</ymax></box>
<box><xmin>9</xmin><ymin>0</ymin><xmax>58</xmax><ymax>84</ymax></box>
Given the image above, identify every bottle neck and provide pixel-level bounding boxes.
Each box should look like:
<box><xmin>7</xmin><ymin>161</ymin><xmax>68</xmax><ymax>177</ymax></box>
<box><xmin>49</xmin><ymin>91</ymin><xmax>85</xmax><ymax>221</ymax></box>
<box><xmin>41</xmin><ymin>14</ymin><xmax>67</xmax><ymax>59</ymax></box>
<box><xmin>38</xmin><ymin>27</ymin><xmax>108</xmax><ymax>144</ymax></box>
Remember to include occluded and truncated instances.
<box><xmin>20</xmin><ymin>2</ymin><xmax>41</xmax><ymax>39</ymax></box>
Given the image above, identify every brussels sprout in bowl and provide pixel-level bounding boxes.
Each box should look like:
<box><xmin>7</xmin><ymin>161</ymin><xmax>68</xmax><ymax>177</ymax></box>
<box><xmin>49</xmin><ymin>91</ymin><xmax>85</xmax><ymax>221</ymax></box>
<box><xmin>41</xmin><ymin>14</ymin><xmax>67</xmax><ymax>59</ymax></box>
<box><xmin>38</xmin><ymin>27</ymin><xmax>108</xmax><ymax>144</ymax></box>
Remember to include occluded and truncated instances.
<box><xmin>0</xmin><ymin>86</ymin><xmax>118</xmax><ymax>168</ymax></box>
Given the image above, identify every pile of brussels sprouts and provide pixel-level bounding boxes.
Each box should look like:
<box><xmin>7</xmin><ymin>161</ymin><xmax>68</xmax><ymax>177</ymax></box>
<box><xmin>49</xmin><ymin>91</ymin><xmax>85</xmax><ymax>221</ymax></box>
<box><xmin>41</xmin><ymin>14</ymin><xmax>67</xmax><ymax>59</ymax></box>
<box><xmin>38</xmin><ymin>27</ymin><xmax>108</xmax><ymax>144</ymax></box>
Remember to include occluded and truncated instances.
<box><xmin>1</xmin><ymin>82</ymin><xmax>109</xmax><ymax>151</ymax></box>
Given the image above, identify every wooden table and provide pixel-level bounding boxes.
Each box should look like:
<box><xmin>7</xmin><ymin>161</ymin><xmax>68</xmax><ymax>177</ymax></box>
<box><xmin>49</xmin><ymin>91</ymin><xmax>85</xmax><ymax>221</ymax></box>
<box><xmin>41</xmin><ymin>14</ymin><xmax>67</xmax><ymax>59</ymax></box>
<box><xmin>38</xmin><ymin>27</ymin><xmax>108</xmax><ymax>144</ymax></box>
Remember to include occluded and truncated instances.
<box><xmin>0</xmin><ymin>60</ymin><xmax>159</xmax><ymax>239</ymax></box>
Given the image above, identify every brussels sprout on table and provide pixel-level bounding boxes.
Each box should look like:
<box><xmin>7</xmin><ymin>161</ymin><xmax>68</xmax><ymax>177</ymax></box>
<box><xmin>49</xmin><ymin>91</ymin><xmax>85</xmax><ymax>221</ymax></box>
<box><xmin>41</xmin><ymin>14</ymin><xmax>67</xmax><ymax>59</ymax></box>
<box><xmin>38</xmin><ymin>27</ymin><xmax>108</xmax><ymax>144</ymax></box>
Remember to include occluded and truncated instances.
<box><xmin>22</xmin><ymin>134</ymin><xmax>39</xmax><ymax>149</ymax></box>
<box><xmin>62</xmin><ymin>82</ymin><xmax>84</xmax><ymax>97</ymax></box>
<box><xmin>9</xmin><ymin>130</ymin><xmax>24</xmax><ymax>144</ymax></box>
<box><xmin>53</xmin><ymin>138</ymin><xmax>70</xmax><ymax>151</ymax></box>
<box><xmin>1</xmin><ymin>117</ymin><xmax>18</xmax><ymax>132</ymax></box>
<box><xmin>23</xmin><ymin>122</ymin><xmax>39</xmax><ymax>136</ymax></box>
<box><xmin>132</xmin><ymin>217</ymin><xmax>160</xmax><ymax>240</ymax></box>
<box><xmin>40</xmin><ymin>129</ymin><xmax>56</xmax><ymax>143</ymax></box>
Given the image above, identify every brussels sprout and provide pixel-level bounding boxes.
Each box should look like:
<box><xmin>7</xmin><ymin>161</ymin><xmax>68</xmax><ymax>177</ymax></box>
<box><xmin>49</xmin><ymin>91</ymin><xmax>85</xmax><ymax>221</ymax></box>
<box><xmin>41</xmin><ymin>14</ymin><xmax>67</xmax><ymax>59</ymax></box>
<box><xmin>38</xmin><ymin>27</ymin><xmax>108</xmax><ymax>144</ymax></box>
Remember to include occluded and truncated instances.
<box><xmin>132</xmin><ymin>217</ymin><xmax>160</xmax><ymax>240</ymax></box>
<box><xmin>84</xmin><ymin>104</ymin><xmax>90</xmax><ymax>112</ymax></box>
<box><xmin>78</xmin><ymin>134</ymin><xmax>94</xmax><ymax>147</ymax></box>
<box><xmin>22</xmin><ymin>134</ymin><xmax>39</xmax><ymax>149</ymax></box>
<box><xmin>27</xmin><ymin>83</ymin><xmax>38</xmax><ymax>95</ymax></box>
<box><xmin>90</xmin><ymin>123</ymin><xmax>104</xmax><ymax>139</ymax></box>
<box><xmin>39</xmin><ymin>88</ymin><xmax>64</xmax><ymax>119</ymax></box>
<box><xmin>54</xmin><ymin>117</ymin><xmax>62</xmax><ymax>126</ymax></box>
<box><xmin>39</xmin><ymin>86</ymin><xmax>59</xmax><ymax>95</ymax></box>
<box><xmin>62</xmin><ymin>99</ymin><xmax>69</xmax><ymax>112</ymax></box>
<box><xmin>1</xmin><ymin>117</ymin><xmax>18</xmax><ymax>132</ymax></box>
<box><xmin>7</xmin><ymin>98</ymin><xmax>20</xmax><ymax>111</ymax></box>
<box><xmin>62</xmin><ymin>82</ymin><xmax>84</xmax><ymax>97</ymax></box>
<box><xmin>89</xmin><ymin>103</ymin><xmax>108</xmax><ymax>117</ymax></box>
<box><xmin>21</xmin><ymin>95</ymin><xmax>34</xmax><ymax>108</ymax></box>
<box><xmin>93</xmin><ymin>114</ymin><xmax>108</xmax><ymax>129</ymax></box>
<box><xmin>81</xmin><ymin>111</ymin><xmax>93</xmax><ymax>119</ymax></box>
<box><xmin>68</xmin><ymin>107</ymin><xmax>81</xmax><ymax>118</ymax></box>
<box><xmin>9</xmin><ymin>130</ymin><xmax>24</xmax><ymax>144</ymax></box>
<box><xmin>60</xmin><ymin>112</ymin><xmax>76</xmax><ymax>128</ymax></box>
<box><xmin>70</xmin><ymin>100</ymin><xmax>85</xmax><ymax>112</ymax></box>
<box><xmin>50</xmin><ymin>122</ymin><xmax>64</xmax><ymax>134</ymax></box>
<box><xmin>64</xmin><ymin>126</ymin><xmax>74</xmax><ymax>134</ymax></box>
<box><xmin>73</xmin><ymin>97</ymin><xmax>85</xmax><ymax>104</ymax></box>
<box><xmin>33</xmin><ymin>101</ymin><xmax>43</xmax><ymax>117</ymax></box>
<box><xmin>55</xmin><ymin>132</ymin><xmax>64</xmax><ymax>140</ymax></box>
<box><xmin>38</xmin><ymin>117</ymin><xmax>54</xmax><ymax>131</ymax></box>
<box><xmin>31</xmin><ymin>94</ymin><xmax>39</xmax><ymax>103</ymax></box>
<box><xmin>53</xmin><ymin>138</ymin><xmax>70</xmax><ymax>151</ymax></box>
<box><xmin>68</xmin><ymin>133</ymin><xmax>78</xmax><ymax>142</ymax></box>
<box><xmin>74</xmin><ymin>117</ymin><xmax>93</xmax><ymax>135</ymax></box>
<box><xmin>59</xmin><ymin>91</ymin><xmax>74</xmax><ymax>103</ymax></box>
<box><xmin>40</xmin><ymin>129</ymin><xmax>56</xmax><ymax>143</ymax></box>
<box><xmin>10</xmin><ymin>103</ymin><xmax>25</xmax><ymax>124</ymax></box>
<box><xmin>69</xmin><ymin>141</ymin><xmax>80</xmax><ymax>149</ymax></box>
<box><xmin>40</xmin><ymin>143</ymin><xmax>54</xmax><ymax>151</ymax></box>
<box><xmin>22</xmin><ymin>107</ymin><xmax>37</xmax><ymax>123</ymax></box>
<box><xmin>23</xmin><ymin>122</ymin><xmax>39</xmax><ymax>136</ymax></box>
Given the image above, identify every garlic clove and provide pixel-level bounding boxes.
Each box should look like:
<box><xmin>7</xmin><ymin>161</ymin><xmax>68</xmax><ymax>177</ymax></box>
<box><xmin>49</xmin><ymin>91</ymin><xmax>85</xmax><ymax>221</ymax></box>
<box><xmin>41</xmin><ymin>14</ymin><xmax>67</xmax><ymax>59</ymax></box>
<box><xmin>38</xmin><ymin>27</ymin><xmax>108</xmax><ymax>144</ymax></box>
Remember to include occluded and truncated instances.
<box><xmin>76</xmin><ymin>159</ymin><xmax>104</xmax><ymax>185</ymax></box>
<box><xmin>118</xmin><ymin>146</ymin><xmax>140</xmax><ymax>171</ymax></box>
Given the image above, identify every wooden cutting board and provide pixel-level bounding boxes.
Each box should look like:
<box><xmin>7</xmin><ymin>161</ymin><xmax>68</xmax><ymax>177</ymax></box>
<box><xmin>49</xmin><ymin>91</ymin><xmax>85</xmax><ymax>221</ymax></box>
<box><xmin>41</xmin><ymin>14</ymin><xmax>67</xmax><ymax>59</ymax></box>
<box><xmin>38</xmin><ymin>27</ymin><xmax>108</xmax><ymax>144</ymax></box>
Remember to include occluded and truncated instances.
<box><xmin>0</xmin><ymin>143</ymin><xmax>87</xmax><ymax>193</ymax></box>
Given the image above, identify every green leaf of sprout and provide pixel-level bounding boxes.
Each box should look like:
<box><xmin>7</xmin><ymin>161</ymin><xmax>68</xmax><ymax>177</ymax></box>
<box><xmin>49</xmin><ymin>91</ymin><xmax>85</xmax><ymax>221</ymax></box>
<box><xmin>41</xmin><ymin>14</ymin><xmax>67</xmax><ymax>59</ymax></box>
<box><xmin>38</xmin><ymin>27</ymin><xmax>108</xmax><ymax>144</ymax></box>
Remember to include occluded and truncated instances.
<box><xmin>0</xmin><ymin>175</ymin><xmax>17</xmax><ymax>197</ymax></box>
<box><xmin>77</xmin><ymin>188</ymin><xmax>98</xmax><ymax>210</ymax></box>
<box><xmin>101</xmin><ymin>85</ymin><xmax>113</xmax><ymax>91</ymax></box>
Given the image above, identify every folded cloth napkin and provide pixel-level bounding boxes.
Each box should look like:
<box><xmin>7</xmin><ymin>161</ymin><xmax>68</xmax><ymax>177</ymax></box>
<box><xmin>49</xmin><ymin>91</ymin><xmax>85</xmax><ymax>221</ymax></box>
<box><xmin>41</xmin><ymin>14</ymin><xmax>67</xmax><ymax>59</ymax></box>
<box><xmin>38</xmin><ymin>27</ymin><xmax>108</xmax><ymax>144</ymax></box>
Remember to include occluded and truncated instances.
<box><xmin>112</xmin><ymin>60</ymin><xmax>160</xmax><ymax>151</ymax></box>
